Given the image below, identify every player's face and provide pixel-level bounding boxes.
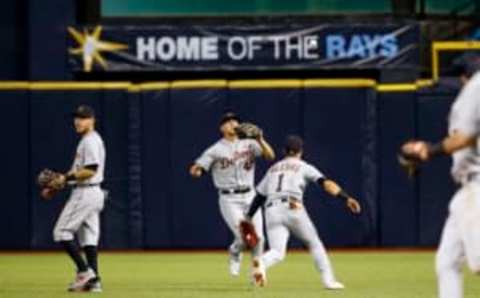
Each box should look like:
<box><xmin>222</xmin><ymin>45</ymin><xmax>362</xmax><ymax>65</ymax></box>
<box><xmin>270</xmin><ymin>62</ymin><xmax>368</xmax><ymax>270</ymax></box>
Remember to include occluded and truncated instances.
<box><xmin>220</xmin><ymin>119</ymin><xmax>239</xmax><ymax>136</ymax></box>
<box><xmin>74</xmin><ymin>117</ymin><xmax>94</xmax><ymax>134</ymax></box>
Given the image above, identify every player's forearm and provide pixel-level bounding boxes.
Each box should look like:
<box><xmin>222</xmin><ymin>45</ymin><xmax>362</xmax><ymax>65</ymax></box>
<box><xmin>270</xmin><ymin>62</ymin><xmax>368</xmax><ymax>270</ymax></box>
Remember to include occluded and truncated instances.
<box><xmin>318</xmin><ymin>178</ymin><xmax>361</xmax><ymax>213</ymax></box>
<box><xmin>66</xmin><ymin>167</ymin><xmax>97</xmax><ymax>182</ymax></box>
<box><xmin>441</xmin><ymin>132</ymin><xmax>476</xmax><ymax>154</ymax></box>
<box><xmin>321</xmin><ymin>179</ymin><xmax>351</xmax><ymax>199</ymax></box>
<box><xmin>322</xmin><ymin>179</ymin><xmax>342</xmax><ymax>197</ymax></box>
<box><xmin>257</xmin><ymin>138</ymin><xmax>275</xmax><ymax>160</ymax></box>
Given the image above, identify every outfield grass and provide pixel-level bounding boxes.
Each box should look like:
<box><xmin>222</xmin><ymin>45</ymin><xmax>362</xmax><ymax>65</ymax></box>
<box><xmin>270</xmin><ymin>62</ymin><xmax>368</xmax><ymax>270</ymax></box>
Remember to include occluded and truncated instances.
<box><xmin>0</xmin><ymin>251</ymin><xmax>479</xmax><ymax>298</ymax></box>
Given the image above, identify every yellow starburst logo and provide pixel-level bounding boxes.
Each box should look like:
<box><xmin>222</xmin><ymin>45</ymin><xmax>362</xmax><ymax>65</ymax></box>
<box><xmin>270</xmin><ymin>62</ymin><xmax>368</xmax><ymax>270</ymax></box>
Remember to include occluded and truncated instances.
<box><xmin>68</xmin><ymin>26</ymin><xmax>128</xmax><ymax>72</ymax></box>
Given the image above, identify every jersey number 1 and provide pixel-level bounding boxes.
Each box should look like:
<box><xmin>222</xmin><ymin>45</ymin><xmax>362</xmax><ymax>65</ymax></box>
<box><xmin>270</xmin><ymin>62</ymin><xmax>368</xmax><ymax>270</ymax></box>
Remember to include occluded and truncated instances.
<box><xmin>276</xmin><ymin>174</ymin><xmax>284</xmax><ymax>192</ymax></box>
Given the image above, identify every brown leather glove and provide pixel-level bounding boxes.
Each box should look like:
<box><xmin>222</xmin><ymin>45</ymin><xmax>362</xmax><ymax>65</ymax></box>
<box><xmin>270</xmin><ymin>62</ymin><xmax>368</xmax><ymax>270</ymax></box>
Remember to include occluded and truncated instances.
<box><xmin>239</xmin><ymin>220</ymin><xmax>259</xmax><ymax>249</ymax></box>
<box><xmin>37</xmin><ymin>169</ymin><xmax>66</xmax><ymax>200</ymax></box>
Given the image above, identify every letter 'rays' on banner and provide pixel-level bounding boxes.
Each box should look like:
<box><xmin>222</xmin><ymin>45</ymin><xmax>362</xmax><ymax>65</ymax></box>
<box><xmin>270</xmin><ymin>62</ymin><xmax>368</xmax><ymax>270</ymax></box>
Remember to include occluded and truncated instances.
<box><xmin>67</xmin><ymin>24</ymin><xmax>419</xmax><ymax>72</ymax></box>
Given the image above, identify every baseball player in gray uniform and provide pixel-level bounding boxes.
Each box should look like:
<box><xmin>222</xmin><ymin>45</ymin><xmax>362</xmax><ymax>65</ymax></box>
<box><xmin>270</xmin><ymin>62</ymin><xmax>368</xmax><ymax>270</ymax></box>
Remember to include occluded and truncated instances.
<box><xmin>245</xmin><ymin>135</ymin><xmax>361</xmax><ymax>289</ymax></box>
<box><xmin>401</xmin><ymin>64</ymin><xmax>480</xmax><ymax>298</ymax></box>
<box><xmin>190</xmin><ymin>112</ymin><xmax>275</xmax><ymax>276</ymax></box>
<box><xmin>52</xmin><ymin>105</ymin><xmax>106</xmax><ymax>292</ymax></box>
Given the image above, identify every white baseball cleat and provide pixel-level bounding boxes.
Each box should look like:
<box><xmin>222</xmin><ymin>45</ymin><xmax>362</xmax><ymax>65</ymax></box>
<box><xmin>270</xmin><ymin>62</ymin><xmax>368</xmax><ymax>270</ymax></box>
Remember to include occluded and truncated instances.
<box><xmin>324</xmin><ymin>281</ymin><xmax>345</xmax><ymax>290</ymax></box>
<box><xmin>229</xmin><ymin>252</ymin><xmax>242</xmax><ymax>277</ymax></box>
<box><xmin>252</xmin><ymin>258</ymin><xmax>267</xmax><ymax>287</ymax></box>
<box><xmin>67</xmin><ymin>268</ymin><xmax>96</xmax><ymax>292</ymax></box>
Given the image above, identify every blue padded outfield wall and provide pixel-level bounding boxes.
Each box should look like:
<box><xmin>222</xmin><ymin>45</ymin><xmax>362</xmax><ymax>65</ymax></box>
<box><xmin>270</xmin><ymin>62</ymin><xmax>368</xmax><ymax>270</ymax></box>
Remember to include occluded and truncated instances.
<box><xmin>0</xmin><ymin>80</ymin><xmax>458</xmax><ymax>249</ymax></box>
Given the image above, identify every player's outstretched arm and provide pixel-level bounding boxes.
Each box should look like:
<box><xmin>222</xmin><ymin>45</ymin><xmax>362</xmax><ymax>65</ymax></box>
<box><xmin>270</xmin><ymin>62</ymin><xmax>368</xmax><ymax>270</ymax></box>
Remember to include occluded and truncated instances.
<box><xmin>399</xmin><ymin>131</ymin><xmax>475</xmax><ymax>176</ymax></box>
<box><xmin>256</xmin><ymin>134</ymin><xmax>275</xmax><ymax>161</ymax></box>
<box><xmin>319</xmin><ymin>178</ymin><xmax>361</xmax><ymax>214</ymax></box>
<box><xmin>189</xmin><ymin>164</ymin><xmax>204</xmax><ymax>178</ymax></box>
<box><xmin>401</xmin><ymin>131</ymin><xmax>475</xmax><ymax>162</ymax></box>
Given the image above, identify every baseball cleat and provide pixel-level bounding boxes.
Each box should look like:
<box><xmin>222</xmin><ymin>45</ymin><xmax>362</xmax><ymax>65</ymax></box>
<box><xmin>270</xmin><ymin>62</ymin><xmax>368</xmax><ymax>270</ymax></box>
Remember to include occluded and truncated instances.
<box><xmin>229</xmin><ymin>252</ymin><xmax>242</xmax><ymax>276</ymax></box>
<box><xmin>67</xmin><ymin>268</ymin><xmax>96</xmax><ymax>292</ymax></box>
<box><xmin>83</xmin><ymin>278</ymin><xmax>102</xmax><ymax>293</ymax></box>
<box><xmin>252</xmin><ymin>258</ymin><xmax>267</xmax><ymax>287</ymax></box>
<box><xmin>324</xmin><ymin>281</ymin><xmax>345</xmax><ymax>290</ymax></box>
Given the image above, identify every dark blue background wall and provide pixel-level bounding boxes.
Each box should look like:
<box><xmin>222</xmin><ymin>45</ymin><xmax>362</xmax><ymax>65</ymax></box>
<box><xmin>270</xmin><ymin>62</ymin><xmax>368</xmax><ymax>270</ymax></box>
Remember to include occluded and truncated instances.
<box><xmin>0</xmin><ymin>0</ymin><xmax>76</xmax><ymax>80</ymax></box>
<box><xmin>0</xmin><ymin>82</ymin><xmax>458</xmax><ymax>249</ymax></box>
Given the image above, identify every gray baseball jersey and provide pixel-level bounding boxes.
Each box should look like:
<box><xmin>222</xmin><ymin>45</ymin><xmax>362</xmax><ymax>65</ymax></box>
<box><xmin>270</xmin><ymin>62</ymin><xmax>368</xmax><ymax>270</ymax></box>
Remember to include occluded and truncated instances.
<box><xmin>54</xmin><ymin>130</ymin><xmax>106</xmax><ymax>246</ymax></box>
<box><xmin>71</xmin><ymin>130</ymin><xmax>106</xmax><ymax>184</ymax></box>
<box><xmin>448</xmin><ymin>72</ymin><xmax>480</xmax><ymax>184</ymax></box>
<box><xmin>256</xmin><ymin>157</ymin><xmax>324</xmax><ymax>202</ymax></box>
<box><xmin>195</xmin><ymin>138</ymin><xmax>262</xmax><ymax>189</ymax></box>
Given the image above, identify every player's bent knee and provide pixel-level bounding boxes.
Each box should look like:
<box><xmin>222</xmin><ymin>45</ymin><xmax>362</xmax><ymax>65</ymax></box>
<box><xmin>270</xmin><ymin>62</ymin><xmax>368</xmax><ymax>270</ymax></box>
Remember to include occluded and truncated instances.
<box><xmin>435</xmin><ymin>251</ymin><xmax>462</xmax><ymax>275</ymax></box>
<box><xmin>79</xmin><ymin>238</ymin><xmax>99</xmax><ymax>247</ymax></box>
<box><xmin>271</xmin><ymin>249</ymin><xmax>287</xmax><ymax>263</ymax></box>
<box><xmin>306</xmin><ymin>240</ymin><xmax>324</xmax><ymax>253</ymax></box>
<box><xmin>53</xmin><ymin>228</ymin><xmax>74</xmax><ymax>242</ymax></box>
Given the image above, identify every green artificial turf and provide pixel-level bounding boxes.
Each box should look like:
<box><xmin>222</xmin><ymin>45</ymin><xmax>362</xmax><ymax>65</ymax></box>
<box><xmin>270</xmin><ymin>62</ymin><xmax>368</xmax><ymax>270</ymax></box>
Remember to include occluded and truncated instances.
<box><xmin>0</xmin><ymin>251</ymin><xmax>479</xmax><ymax>298</ymax></box>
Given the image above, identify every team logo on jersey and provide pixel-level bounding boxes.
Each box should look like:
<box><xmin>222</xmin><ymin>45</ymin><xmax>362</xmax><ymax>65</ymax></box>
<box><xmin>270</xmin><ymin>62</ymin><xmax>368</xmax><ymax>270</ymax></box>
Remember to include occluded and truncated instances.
<box><xmin>218</xmin><ymin>150</ymin><xmax>255</xmax><ymax>170</ymax></box>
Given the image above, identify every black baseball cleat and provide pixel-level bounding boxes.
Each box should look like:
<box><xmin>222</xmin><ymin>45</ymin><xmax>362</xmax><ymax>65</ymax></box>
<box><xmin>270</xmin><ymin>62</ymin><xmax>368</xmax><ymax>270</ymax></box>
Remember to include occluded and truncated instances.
<box><xmin>83</xmin><ymin>277</ymin><xmax>102</xmax><ymax>293</ymax></box>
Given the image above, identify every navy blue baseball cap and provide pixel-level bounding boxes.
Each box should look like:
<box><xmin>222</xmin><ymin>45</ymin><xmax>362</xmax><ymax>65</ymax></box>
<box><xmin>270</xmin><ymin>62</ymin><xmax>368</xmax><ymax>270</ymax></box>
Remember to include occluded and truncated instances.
<box><xmin>72</xmin><ymin>105</ymin><xmax>95</xmax><ymax>119</ymax></box>
<box><xmin>220</xmin><ymin>112</ymin><xmax>240</xmax><ymax>126</ymax></box>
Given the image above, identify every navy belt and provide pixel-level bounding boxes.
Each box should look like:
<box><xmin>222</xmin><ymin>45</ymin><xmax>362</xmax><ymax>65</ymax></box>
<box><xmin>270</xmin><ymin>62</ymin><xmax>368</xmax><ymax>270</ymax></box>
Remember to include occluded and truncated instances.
<box><xmin>266</xmin><ymin>197</ymin><xmax>302</xmax><ymax>208</ymax></box>
<box><xmin>220</xmin><ymin>187</ymin><xmax>251</xmax><ymax>195</ymax></box>
<box><xmin>72</xmin><ymin>183</ymin><xmax>101</xmax><ymax>189</ymax></box>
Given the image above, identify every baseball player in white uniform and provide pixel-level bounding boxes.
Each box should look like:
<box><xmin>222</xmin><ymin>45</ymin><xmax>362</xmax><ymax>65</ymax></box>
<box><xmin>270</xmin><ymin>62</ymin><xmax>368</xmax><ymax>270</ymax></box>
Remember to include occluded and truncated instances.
<box><xmin>245</xmin><ymin>135</ymin><xmax>361</xmax><ymax>289</ymax></box>
<box><xmin>190</xmin><ymin>112</ymin><xmax>275</xmax><ymax>276</ymax></box>
<box><xmin>52</xmin><ymin>105</ymin><xmax>106</xmax><ymax>292</ymax></box>
<box><xmin>401</xmin><ymin>65</ymin><xmax>480</xmax><ymax>298</ymax></box>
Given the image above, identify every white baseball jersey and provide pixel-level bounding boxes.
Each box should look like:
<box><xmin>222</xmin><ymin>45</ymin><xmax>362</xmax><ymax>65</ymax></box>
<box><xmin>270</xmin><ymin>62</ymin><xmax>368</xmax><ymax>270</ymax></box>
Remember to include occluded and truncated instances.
<box><xmin>196</xmin><ymin>138</ymin><xmax>262</xmax><ymax>189</ymax></box>
<box><xmin>448</xmin><ymin>72</ymin><xmax>480</xmax><ymax>184</ymax></box>
<box><xmin>256</xmin><ymin>157</ymin><xmax>324</xmax><ymax>202</ymax></box>
<box><xmin>71</xmin><ymin>130</ymin><xmax>106</xmax><ymax>185</ymax></box>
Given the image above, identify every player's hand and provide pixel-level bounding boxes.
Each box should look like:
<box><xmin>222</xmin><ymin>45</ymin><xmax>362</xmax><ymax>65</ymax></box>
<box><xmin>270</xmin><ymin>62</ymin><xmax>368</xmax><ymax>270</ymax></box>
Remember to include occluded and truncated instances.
<box><xmin>401</xmin><ymin>140</ymin><xmax>430</xmax><ymax>161</ymax></box>
<box><xmin>346</xmin><ymin>198</ymin><xmax>361</xmax><ymax>214</ymax></box>
<box><xmin>189</xmin><ymin>164</ymin><xmax>203</xmax><ymax>178</ymax></box>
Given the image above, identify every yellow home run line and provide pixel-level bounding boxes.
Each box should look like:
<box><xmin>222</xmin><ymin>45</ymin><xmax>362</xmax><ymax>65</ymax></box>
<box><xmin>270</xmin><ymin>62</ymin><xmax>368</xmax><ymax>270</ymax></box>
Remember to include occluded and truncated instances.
<box><xmin>431</xmin><ymin>41</ymin><xmax>480</xmax><ymax>81</ymax></box>
<box><xmin>0</xmin><ymin>79</ymin><xmax>434</xmax><ymax>92</ymax></box>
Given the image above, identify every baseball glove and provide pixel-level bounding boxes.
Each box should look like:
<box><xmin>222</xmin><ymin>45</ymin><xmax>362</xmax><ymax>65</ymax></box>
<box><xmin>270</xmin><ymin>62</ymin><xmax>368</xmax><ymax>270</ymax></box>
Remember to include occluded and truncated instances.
<box><xmin>235</xmin><ymin>122</ymin><xmax>263</xmax><ymax>139</ymax></box>
<box><xmin>398</xmin><ymin>140</ymin><xmax>427</xmax><ymax>177</ymax></box>
<box><xmin>239</xmin><ymin>220</ymin><xmax>259</xmax><ymax>249</ymax></box>
<box><xmin>37</xmin><ymin>169</ymin><xmax>66</xmax><ymax>199</ymax></box>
